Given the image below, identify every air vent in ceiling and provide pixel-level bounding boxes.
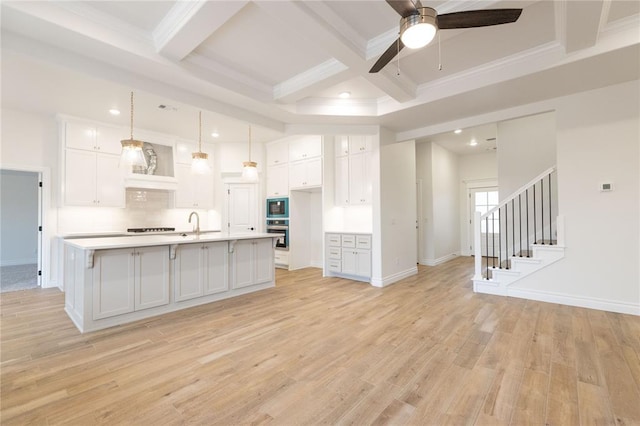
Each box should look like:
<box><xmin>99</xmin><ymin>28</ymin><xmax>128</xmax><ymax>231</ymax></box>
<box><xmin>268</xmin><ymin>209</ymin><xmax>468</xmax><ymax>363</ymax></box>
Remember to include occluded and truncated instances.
<box><xmin>158</xmin><ymin>104</ymin><xmax>177</xmax><ymax>111</ymax></box>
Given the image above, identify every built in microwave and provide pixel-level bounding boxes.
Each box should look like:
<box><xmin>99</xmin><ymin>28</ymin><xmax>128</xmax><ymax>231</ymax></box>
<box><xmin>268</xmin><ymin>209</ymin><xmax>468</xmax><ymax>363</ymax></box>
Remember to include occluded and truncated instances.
<box><xmin>266</xmin><ymin>197</ymin><xmax>288</xmax><ymax>218</ymax></box>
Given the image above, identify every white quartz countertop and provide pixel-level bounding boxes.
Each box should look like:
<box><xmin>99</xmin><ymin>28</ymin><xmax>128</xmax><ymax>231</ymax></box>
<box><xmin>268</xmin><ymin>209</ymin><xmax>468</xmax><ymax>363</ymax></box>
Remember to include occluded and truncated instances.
<box><xmin>64</xmin><ymin>232</ymin><xmax>280</xmax><ymax>250</ymax></box>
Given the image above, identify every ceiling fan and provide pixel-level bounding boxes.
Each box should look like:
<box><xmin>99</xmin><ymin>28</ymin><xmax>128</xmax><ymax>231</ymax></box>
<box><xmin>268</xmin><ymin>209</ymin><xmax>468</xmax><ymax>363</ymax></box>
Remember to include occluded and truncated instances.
<box><xmin>369</xmin><ymin>0</ymin><xmax>522</xmax><ymax>73</ymax></box>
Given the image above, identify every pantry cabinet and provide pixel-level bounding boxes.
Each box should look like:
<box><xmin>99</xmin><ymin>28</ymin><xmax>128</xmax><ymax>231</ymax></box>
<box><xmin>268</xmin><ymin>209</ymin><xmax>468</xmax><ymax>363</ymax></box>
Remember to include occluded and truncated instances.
<box><xmin>92</xmin><ymin>245</ymin><xmax>170</xmax><ymax>320</ymax></box>
<box><xmin>334</xmin><ymin>135</ymin><xmax>372</xmax><ymax>206</ymax></box>
<box><xmin>174</xmin><ymin>242</ymin><xmax>228</xmax><ymax>302</ymax></box>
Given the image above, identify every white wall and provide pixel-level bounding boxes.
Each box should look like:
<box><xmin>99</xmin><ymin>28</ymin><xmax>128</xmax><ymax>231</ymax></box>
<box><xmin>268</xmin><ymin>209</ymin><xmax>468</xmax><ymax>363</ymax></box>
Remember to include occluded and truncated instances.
<box><xmin>416</xmin><ymin>141</ymin><xmax>461</xmax><ymax>265</ymax></box>
<box><xmin>375</xmin><ymin>138</ymin><xmax>417</xmax><ymax>286</ymax></box>
<box><xmin>509</xmin><ymin>80</ymin><xmax>639</xmax><ymax>314</ymax></box>
<box><xmin>0</xmin><ymin>170</ymin><xmax>39</xmax><ymax>266</ymax></box>
<box><xmin>497</xmin><ymin>111</ymin><xmax>556</xmax><ymax>199</ymax></box>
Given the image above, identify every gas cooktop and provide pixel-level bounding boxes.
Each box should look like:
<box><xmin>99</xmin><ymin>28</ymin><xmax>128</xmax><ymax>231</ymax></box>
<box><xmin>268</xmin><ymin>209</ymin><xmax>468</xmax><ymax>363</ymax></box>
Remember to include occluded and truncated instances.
<box><xmin>127</xmin><ymin>227</ymin><xmax>176</xmax><ymax>233</ymax></box>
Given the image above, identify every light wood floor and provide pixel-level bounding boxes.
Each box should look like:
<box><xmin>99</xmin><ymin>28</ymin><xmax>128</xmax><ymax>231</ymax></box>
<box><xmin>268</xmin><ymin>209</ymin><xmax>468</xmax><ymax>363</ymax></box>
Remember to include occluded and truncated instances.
<box><xmin>2</xmin><ymin>257</ymin><xmax>640</xmax><ymax>425</ymax></box>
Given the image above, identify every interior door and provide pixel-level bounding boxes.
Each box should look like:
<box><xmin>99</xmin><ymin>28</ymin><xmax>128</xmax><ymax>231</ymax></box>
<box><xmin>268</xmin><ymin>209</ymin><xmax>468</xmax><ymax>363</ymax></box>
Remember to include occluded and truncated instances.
<box><xmin>226</xmin><ymin>183</ymin><xmax>258</xmax><ymax>234</ymax></box>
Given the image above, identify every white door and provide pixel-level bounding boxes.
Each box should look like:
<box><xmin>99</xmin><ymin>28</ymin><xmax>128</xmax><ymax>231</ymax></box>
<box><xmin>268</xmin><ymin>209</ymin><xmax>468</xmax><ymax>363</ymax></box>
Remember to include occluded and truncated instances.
<box><xmin>226</xmin><ymin>183</ymin><xmax>258</xmax><ymax>234</ymax></box>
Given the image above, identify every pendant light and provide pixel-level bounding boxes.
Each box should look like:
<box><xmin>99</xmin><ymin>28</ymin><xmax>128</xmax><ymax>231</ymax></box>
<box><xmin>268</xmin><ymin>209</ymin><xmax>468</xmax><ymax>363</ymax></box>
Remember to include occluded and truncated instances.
<box><xmin>191</xmin><ymin>111</ymin><xmax>210</xmax><ymax>174</ymax></box>
<box><xmin>241</xmin><ymin>125</ymin><xmax>258</xmax><ymax>182</ymax></box>
<box><xmin>120</xmin><ymin>91</ymin><xmax>147</xmax><ymax>168</ymax></box>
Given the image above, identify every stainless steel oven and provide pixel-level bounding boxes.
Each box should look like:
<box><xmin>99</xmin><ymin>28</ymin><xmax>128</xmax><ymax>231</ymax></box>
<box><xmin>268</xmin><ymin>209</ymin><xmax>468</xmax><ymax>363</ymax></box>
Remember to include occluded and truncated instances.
<box><xmin>266</xmin><ymin>219</ymin><xmax>289</xmax><ymax>250</ymax></box>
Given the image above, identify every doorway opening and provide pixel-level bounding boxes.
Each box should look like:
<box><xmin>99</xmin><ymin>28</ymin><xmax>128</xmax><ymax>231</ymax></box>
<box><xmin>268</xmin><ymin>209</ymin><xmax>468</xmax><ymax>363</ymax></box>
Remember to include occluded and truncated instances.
<box><xmin>468</xmin><ymin>186</ymin><xmax>499</xmax><ymax>256</ymax></box>
<box><xmin>1</xmin><ymin>169</ymin><xmax>42</xmax><ymax>292</ymax></box>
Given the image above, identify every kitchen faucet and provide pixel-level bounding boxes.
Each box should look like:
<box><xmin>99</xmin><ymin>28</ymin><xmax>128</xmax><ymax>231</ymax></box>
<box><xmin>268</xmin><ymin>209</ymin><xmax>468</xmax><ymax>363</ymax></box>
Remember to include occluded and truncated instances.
<box><xmin>188</xmin><ymin>211</ymin><xmax>200</xmax><ymax>236</ymax></box>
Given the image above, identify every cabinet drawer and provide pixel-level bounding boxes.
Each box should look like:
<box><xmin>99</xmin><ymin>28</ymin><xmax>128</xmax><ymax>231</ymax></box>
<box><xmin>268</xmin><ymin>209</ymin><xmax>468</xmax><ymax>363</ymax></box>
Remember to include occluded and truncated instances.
<box><xmin>356</xmin><ymin>235</ymin><xmax>372</xmax><ymax>250</ymax></box>
<box><xmin>328</xmin><ymin>247</ymin><xmax>341</xmax><ymax>260</ymax></box>
<box><xmin>341</xmin><ymin>235</ymin><xmax>356</xmax><ymax>248</ymax></box>
<box><xmin>274</xmin><ymin>251</ymin><xmax>289</xmax><ymax>266</ymax></box>
<box><xmin>327</xmin><ymin>234</ymin><xmax>341</xmax><ymax>247</ymax></box>
<box><xmin>328</xmin><ymin>260</ymin><xmax>341</xmax><ymax>272</ymax></box>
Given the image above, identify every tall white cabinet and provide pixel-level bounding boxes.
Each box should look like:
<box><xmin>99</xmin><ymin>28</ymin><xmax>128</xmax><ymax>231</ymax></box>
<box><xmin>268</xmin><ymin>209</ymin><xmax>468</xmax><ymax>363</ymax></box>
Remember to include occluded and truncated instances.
<box><xmin>334</xmin><ymin>135</ymin><xmax>372</xmax><ymax>206</ymax></box>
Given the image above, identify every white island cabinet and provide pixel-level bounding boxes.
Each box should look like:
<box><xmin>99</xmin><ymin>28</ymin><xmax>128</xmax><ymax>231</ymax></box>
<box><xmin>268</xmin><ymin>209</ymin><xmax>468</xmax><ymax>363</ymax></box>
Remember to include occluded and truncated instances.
<box><xmin>64</xmin><ymin>233</ymin><xmax>279</xmax><ymax>333</ymax></box>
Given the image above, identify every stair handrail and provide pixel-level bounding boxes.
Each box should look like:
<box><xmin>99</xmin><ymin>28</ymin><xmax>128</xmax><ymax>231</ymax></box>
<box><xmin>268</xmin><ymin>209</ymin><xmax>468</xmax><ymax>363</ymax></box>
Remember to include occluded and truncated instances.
<box><xmin>480</xmin><ymin>166</ymin><xmax>556</xmax><ymax>220</ymax></box>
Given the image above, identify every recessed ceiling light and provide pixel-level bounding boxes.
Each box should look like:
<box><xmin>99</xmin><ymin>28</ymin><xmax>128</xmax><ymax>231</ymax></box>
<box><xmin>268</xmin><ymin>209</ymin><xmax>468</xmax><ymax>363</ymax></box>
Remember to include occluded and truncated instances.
<box><xmin>339</xmin><ymin>91</ymin><xmax>351</xmax><ymax>99</ymax></box>
<box><xmin>211</xmin><ymin>131</ymin><xmax>219</xmax><ymax>138</ymax></box>
<box><xmin>470</xmin><ymin>139</ymin><xmax>478</xmax><ymax>146</ymax></box>
<box><xmin>454</xmin><ymin>129</ymin><xmax>462</xmax><ymax>134</ymax></box>
<box><xmin>109</xmin><ymin>109</ymin><xmax>120</xmax><ymax>116</ymax></box>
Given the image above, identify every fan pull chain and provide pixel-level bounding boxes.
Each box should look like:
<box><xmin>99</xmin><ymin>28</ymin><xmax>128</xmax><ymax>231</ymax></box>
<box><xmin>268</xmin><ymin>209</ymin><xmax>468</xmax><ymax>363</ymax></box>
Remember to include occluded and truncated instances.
<box><xmin>397</xmin><ymin>37</ymin><xmax>401</xmax><ymax>76</ymax></box>
<box><xmin>438</xmin><ymin>32</ymin><xmax>442</xmax><ymax>71</ymax></box>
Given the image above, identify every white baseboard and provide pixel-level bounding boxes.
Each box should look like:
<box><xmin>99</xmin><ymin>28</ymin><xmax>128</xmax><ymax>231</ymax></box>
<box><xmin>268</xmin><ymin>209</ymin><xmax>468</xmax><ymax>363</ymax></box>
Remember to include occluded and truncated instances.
<box><xmin>0</xmin><ymin>258</ymin><xmax>37</xmax><ymax>267</ymax></box>
<box><xmin>371</xmin><ymin>266</ymin><xmax>418</xmax><ymax>288</ymax></box>
<box><xmin>421</xmin><ymin>252</ymin><xmax>460</xmax><ymax>267</ymax></box>
<box><xmin>506</xmin><ymin>287</ymin><xmax>640</xmax><ymax>316</ymax></box>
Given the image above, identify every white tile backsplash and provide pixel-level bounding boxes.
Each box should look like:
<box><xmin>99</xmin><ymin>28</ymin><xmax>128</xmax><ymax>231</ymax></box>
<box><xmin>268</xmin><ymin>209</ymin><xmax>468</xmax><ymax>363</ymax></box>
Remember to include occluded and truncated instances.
<box><xmin>58</xmin><ymin>189</ymin><xmax>221</xmax><ymax>235</ymax></box>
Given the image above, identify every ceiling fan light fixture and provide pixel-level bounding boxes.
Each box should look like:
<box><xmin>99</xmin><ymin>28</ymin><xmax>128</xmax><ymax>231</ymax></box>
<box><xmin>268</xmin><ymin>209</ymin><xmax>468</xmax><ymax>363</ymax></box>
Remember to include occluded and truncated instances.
<box><xmin>400</xmin><ymin>7</ymin><xmax>437</xmax><ymax>49</ymax></box>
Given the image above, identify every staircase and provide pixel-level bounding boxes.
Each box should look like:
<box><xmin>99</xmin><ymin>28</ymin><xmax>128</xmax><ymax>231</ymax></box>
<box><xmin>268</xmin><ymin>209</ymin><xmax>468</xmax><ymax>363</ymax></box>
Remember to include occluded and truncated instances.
<box><xmin>472</xmin><ymin>167</ymin><xmax>565</xmax><ymax>296</ymax></box>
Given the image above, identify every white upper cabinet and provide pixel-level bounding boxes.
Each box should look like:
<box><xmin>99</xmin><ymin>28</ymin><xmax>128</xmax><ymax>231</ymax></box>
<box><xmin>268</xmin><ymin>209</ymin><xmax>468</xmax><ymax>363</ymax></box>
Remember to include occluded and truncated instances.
<box><xmin>64</xmin><ymin>147</ymin><xmax>124</xmax><ymax>207</ymax></box>
<box><xmin>266</xmin><ymin>139</ymin><xmax>289</xmax><ymax>166</ymax></box>
<box><xmin>174</xmin><ymin>163</ymin><xmax>214</xmax><ymax>209</ymax></box>
<box><xmin>288</xmin><ymin>135</ymin><xmax>322</xmax><ymax>162</ymax></box>
<box><xmin>175</xmin><ymin>139</ymin><xmax>197</xmax><ymax>165</ymax></box>
<box><xmin>335</xmin><ymin>136</ymin><xmax>350</xmax><ymax>157</ymax></box>
<box><xmin>290</xmin><ymin>157</ymin><xmax>322</xmax><ymax>189</ymax></box>
<box><xmin>65</xmin><ymin>121</ymin><xmax>123</xmax><ymax>155</ymax></box>
<box><xmin>334</xmin><ymin>135</ymin><xmax>372</xmax><ymax>157</ymax></box>
<box><xmin>266</xmin><ymin>164</ymin><xmax>288</xmax><ymax>197</ymax></box>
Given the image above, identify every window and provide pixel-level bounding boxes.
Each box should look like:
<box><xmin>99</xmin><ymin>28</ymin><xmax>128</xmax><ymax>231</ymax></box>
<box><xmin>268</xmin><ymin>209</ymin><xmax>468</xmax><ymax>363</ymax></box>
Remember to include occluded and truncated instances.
<box><xmin>475</xmin><ymin>190</ymin><xmax>499</xmax><ymax>233</ymax></box>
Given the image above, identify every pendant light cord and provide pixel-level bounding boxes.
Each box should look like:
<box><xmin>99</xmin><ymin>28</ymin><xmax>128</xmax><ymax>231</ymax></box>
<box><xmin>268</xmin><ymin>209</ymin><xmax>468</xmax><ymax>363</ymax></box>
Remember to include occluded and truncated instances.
<box><xmin>129</xmin><ymin>91</ymin><xmax>134</xmax><ymax>140</ymax></box>
<box><xmin>198</xmin><ymin>111</ymin><xmax>202</xmax><ymax>152</ymax></box>
<box><xmin>248</xmin><ymin>125</ymin><xmax>252</xmax><ymax>161</ymax></box>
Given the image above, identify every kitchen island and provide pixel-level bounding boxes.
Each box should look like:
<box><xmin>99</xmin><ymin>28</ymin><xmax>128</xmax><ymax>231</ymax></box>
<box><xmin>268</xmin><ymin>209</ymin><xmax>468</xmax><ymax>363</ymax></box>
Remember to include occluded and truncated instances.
<box><xmin>63</xmin><ymin>232</ymin><xmax>280</xmax><ymax>333</ymax></box>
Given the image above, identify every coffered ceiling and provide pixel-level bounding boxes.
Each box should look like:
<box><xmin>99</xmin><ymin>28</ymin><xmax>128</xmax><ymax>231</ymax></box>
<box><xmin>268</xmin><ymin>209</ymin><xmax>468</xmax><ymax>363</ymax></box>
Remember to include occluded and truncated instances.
<box><xmin>1</xmin><ymin>1</ymin><xmax>639</xmax><ymax>144</ymax></box>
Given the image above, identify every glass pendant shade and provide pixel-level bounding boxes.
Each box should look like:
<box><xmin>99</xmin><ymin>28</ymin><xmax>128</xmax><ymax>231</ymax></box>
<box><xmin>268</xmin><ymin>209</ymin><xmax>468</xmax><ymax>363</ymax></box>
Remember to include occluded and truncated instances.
<box><xmin>400</xmin><ymin>8</ymin><xmax>437</xmax><ymax>49</ymax></box>
<box><xmin>191</xmin><ymin>151</ymin><xmax>210</xmax><ymax>174</ymax></box>
<box><xmin>120</xmin><ymin>91</ymin><xmax>147</xmax><ymax>168</ymax></box>
<box><xmin>242</xmin><ymin>161</ymin><xmax>259</xmax><ymax>182</ymax></box>
<box><xmin>120</xmin><ymin>139</ymin><xmax>147</xmax><ymax>167</ymax></box>
<box><xmin>191</xmin><ymin>111</ymin><xmax>211</xmax><ymax>174</ymax></box>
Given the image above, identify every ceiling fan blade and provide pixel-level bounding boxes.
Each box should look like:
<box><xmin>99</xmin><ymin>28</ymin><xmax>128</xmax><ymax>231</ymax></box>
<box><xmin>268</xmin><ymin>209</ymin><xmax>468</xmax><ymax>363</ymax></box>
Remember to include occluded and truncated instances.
<box><xmin>369</xmin><ymin>38</ymin><xmax>405</xmax><ymax>73</ymax></box>
<box><xmin>386</xmin><ymin>0</ymin><xmax>422</xmax><ymax>18</ymax></box>
<box><xmin>437</xmin><ymin>9</ymin><xmax>522</xmax><ymax>29</ymax></box>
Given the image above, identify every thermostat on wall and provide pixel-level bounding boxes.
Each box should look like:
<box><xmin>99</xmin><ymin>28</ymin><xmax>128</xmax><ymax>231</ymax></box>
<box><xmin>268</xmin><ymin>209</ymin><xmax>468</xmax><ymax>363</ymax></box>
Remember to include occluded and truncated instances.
<box><xmin>600</xmin><ymin>182</ymin><xmax>614</xmax><ymax>192</ymax></box>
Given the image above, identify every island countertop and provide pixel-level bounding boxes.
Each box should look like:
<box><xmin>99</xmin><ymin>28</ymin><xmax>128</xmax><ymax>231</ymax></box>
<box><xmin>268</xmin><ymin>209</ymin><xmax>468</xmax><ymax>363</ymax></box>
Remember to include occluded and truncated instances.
<box><xmin>64</xmin><ymin>232</ymin><xmax>280</xmax><ymax>250</ymax></box>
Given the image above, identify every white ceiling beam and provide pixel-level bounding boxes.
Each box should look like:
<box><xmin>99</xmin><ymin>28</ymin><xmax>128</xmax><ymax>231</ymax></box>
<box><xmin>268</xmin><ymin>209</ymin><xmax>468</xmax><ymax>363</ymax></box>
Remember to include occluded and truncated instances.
<box><xmin>557</xmin><ymin>0</ymin><xmax>606</xmax><ymax>53</ymax></box>
<box><xmin>154</xmin><ymin>1</ymin><xmax>248</xmax><ymax>62</ymax></box>
<box><xmin>255</xmin><ymin>1</ymin><xmax>416</xmax><ymax>103</ymax></box>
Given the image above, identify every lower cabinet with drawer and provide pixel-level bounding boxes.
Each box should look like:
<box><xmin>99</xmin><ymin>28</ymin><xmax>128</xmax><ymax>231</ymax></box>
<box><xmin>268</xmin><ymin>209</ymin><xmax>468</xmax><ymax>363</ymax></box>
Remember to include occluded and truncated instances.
<box><xmin>325</xmin><ymin>232</ymin><xmax>371</xmax><ymax>282</ymax></box>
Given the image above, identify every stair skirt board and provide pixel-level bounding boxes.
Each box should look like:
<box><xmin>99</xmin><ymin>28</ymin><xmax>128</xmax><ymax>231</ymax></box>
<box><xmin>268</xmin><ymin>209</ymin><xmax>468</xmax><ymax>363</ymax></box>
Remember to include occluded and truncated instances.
<box><xmin>473</xmin><ymin>282</ymin><xmax>639</xmax><ymax>316</ymax></box>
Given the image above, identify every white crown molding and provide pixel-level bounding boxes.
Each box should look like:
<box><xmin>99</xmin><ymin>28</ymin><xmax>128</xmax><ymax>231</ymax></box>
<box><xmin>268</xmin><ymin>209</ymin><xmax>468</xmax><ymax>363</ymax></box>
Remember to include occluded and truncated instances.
<box><xmin>53</xmin><ymin>1</ymin><xmax>152</xmax><ymax>44</ymax></box>
<box><xmin>273</xmin><ymin>59</ymin><xmax>349</xmax><ymax>101</ymax></box>
<box><xmin>152</xmin><ymin>1</ymin><xmax>206</xmax><ymax>51</ymax></box>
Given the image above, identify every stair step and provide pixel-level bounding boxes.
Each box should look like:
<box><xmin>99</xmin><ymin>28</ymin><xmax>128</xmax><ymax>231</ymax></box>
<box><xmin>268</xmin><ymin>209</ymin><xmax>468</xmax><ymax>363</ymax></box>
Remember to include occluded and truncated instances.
<box><xmin>534</xmin><ymin>239</ymin><xmax>558</xmax><ymax>245</ymax></box>
<box><xmin>516</xmin><ymin>250</ymin><xmax>533</xmax><ymax>257</ymax></box>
